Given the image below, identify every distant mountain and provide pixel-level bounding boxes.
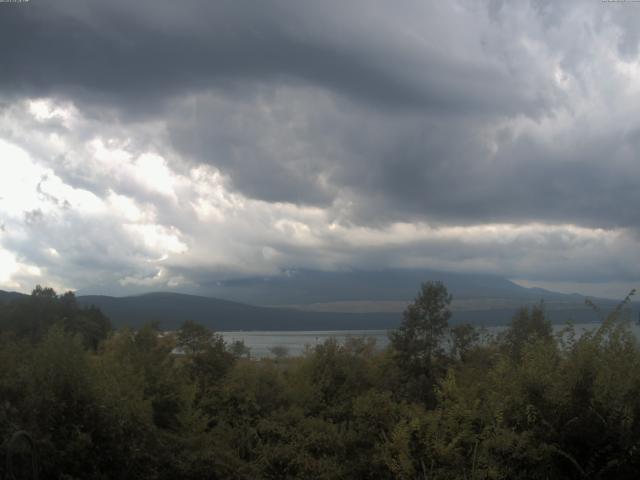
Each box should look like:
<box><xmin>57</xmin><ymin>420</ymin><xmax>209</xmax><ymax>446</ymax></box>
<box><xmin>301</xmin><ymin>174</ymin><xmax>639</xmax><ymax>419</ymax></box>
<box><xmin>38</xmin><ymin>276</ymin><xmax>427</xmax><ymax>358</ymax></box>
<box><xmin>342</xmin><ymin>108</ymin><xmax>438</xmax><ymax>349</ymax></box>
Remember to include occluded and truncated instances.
<box><xmin>76</xmin><ymin>292</ymin><xmax>401</xmax><ymax>331</ymax></box>
<box><xmin>74</xmin><ymin>291</ymin><xmax>635</xmax><ymax>331</ymax></box>
<box><xmin>0</xmin><ymin>290</ymin><xmax>27</xmax><ymax>304</ymax></box>
<box><xmin>200</xmin><ymin>268</ymin><xmax>586</xmax><ymax>305</ymax></box>
<box><xmin>2</xmin><ymin>269</ymin><xmax>637</xmax><ymax>331</ymax></box>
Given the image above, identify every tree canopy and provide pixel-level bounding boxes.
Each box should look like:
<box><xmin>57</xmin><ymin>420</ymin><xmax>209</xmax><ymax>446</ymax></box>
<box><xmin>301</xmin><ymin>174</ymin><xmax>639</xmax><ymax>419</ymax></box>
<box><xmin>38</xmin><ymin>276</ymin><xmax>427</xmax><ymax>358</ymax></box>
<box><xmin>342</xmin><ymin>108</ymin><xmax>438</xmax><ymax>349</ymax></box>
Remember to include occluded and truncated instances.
<box><xmin>389</xmin><ymin>280</ymin><xmax>452</xmax><ymax>402</ymax></box>
<box><xmin>2</xmin><ymin>284</ymin><xmax>640</xmax><ymax>479</ymax></box>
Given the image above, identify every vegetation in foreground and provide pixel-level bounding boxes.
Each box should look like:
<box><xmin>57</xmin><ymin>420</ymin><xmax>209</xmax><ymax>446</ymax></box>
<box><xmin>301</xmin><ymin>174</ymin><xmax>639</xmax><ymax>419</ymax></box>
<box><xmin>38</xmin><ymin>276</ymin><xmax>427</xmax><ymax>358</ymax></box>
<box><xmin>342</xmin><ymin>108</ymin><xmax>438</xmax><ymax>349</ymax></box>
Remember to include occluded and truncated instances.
<box><xmin>0</xmin><ymin>283</ymin><xmax>639</xmax><ymax>479</ymax></box>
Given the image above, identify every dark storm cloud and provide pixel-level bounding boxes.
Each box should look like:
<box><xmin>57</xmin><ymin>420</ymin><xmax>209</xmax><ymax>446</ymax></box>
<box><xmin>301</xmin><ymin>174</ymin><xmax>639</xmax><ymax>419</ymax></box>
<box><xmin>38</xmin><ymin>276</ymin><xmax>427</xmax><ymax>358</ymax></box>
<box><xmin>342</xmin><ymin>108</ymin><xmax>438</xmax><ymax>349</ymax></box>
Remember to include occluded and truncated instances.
<box><xmin>0</xmin><ymin>0</ymin><xmax>549</xmax><ymax>116</ymax></box>
<box><xmin>167</xmin><ymin>87</ymin><xmax>640</xmax><ymax>228</ymax></box>
<box><xmin>342</xmin><ymin>118</ymin><xmax>640</xmax><ymax>229</ymax></box>
<box><xmin>2</xmin><ymin>0</ymin><xmax>640</xmax><ymax>229</ymax></box>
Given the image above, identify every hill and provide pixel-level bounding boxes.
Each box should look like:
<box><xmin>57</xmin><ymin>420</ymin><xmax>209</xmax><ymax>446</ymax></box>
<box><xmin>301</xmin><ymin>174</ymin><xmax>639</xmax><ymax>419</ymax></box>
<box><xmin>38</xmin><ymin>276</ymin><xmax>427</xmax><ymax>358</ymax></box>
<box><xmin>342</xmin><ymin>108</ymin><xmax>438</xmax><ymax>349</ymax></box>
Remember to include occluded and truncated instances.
<box><xmin>199</xmin><ymin>269</ymin><xmax>566</xmax><ymax>305</ymax></box>
<box><xmin>74</xmin><ymin>291</ymin><xmax>635</xmax><ymax>331</ymax></box>
<box><xmin>76</xmin><ymin>292</ymin><xmax>401</xmax><ymax>331</ymax></box>
<box><xmin>0</xmin><ymin>290</ymin><xmax>28</xmax><ymax>304</ymax></box>
<box><xmin>3</xmin><ymin>268</ymin><xmax>637</xmax><ymax>330</ymax></box>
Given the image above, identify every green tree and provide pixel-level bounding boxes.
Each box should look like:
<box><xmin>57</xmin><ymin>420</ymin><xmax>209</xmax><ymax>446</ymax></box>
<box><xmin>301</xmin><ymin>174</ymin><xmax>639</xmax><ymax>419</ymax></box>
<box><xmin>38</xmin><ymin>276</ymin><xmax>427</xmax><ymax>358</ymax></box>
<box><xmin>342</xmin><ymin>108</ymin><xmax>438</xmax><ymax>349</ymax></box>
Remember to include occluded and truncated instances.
<box><xmin>177</xmin><ymin>320</ymin><xmax>215</xmax><ymax>355</ymax></box>
<box><xmin>502</xmin><ymin>303</ymin><xmax>553</xmax><ymax>359</ymax></box>
<box><xmin>177</xmin><ymin>320</ymin><xmax>235</xmax><ymax>397</ymax></box>
<box><xmin>389</xmin><ymin>281</ymin><xmax>452</xmax><ymax>402</ymax></box>
<box><xmin>268</xmin><ymin>345</ymin><xmax>289</xmax><ymax>360</ymax></box>
<box><xmin>450</xmin><ymin>323</ymin><xmax>479</xmax><ymax>362</ymax></box>
<box><xmin>229</xmin><ymin>339</ymin><xmax>251</xmax><ymax>358</ymax></box>
<box><xmin>0</xmin><ymin>286</ymin><xmax>110</xmax><ymax>348</ymax></box>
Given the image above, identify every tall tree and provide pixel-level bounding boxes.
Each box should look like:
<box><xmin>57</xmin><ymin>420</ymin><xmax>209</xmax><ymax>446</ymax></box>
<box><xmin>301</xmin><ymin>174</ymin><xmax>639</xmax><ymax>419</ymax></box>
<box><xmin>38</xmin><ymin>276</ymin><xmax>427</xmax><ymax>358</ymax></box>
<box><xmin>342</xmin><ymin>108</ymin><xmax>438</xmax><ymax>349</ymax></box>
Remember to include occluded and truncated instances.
<box><xmin>390</xmin><ymin>281</ymin><xmax>452</xmax><ymax>402</ymax></box>
<box><xmin>502</xmin><ymin>303</ymin><xmax>552</xmax><ymax>359</ymax></box>
<box><xmin>177</xmin><ymin>320</ymin><xmax>235</xmax><ymax>396</ymax></box>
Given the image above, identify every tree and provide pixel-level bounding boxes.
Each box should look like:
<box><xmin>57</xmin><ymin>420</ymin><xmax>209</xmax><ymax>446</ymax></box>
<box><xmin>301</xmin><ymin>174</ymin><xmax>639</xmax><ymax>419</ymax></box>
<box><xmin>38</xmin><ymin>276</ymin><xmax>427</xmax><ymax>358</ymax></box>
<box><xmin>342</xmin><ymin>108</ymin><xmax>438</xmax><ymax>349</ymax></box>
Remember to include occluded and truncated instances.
<box><xmin>502</xmin><ymin>302</ymin><xmax>552</xmax><ymax>359</ymax></box>
<box><xmin>177</xmin><ymin>320</ymin><xmax>215</xmax><ymax>355</ymax></box>
<box><xmin>0</xmin><ymin>287</ymin><xmax>111</xmax><ymax>348</ymax></box>
<box><xmin>390</xmin><ymin>281</ymin><xmax>452</xmax><ymax>402</ymax></box>
<box><xmin>229</xmin><ymin>340</ymin><xmax>251</xmax><ymax>359</ymax></box>
<box><xmin>450</xmin><ymin>323</ymin><xmax>479</xmax><ymax>361</ymax></box>
<box><xmin>177</xmin><ymin>320</ymin><xmax>235</xmax><ymax>395</ymax></box>
<box><xmin>268</xmin><ymin>345</ymin><xmax>289</xmax><ymax>360</ymax></box>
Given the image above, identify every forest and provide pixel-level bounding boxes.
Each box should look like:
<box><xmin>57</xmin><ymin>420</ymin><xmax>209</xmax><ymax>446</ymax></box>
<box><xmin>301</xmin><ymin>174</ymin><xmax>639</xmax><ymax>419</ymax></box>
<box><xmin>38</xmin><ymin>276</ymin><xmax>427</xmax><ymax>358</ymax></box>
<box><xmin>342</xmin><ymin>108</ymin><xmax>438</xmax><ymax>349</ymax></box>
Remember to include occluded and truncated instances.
<box><xmin>1</xmin><ymin>283</ymin><xmax>640</xmax><ymax>479</ymax></box>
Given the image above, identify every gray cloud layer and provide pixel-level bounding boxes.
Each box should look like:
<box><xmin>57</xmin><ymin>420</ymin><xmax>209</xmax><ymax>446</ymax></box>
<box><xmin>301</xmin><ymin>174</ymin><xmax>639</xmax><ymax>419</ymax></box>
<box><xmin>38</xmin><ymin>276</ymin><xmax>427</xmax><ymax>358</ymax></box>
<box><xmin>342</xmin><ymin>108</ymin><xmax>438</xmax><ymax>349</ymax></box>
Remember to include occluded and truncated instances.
<box><xmin>1</xmin><ymin>0</ymin><xmax>640</xmax><ymax>295</ymax></box>
<box><xmin>1</xmin><ymin>1</ymin><xmax>555</xmax><ymax>113</ymax></box>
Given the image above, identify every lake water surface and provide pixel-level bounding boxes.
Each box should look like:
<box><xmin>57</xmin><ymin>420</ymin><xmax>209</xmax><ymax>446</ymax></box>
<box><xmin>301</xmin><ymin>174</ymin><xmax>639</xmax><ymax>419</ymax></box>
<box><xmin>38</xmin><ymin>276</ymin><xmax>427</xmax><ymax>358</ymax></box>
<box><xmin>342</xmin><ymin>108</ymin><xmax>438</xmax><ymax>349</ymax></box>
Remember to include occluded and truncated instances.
<box><xmin>221</xmin><ymin>322</ymin><xmax>640</xmax><ymax>358</ymax></box>
<box><xmin>221</xmin><ymin>330</ymin><xmax>390</xmax><ymax>358</ymax></box>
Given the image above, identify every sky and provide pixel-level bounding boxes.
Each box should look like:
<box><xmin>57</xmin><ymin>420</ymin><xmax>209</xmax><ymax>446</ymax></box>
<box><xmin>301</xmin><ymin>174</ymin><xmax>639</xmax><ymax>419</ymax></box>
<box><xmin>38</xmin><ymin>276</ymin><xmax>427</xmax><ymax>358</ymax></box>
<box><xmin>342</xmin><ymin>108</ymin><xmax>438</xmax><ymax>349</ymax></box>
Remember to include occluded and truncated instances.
<box><xmin>0</xmin><ymin>0</ymin><xmax>640</xmax><ymax>299</ymax></box>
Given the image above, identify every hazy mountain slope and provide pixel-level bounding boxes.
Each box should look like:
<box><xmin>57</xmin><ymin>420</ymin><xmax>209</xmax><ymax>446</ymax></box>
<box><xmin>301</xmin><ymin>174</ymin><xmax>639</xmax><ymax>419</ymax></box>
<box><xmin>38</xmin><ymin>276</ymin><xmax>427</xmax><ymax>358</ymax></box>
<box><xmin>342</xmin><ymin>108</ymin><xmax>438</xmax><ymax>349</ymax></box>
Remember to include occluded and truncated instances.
<box><xmin>76</xmin><ymin>292</ymin><xmax>401</xmax><ymax>330</ymax></box>
<box><xmin>197</xmin><ymin>269</ymin><xmax>639</xmax><ymax>325</ymax></box>
<box><xmin>76</xmin><ymin>292</ymin><xmax>633</xmax><ymax>330</ymax></box>
<box><xmin>200</xmin><ymin>269</ymin><xmax>585</xmax><ymax>305</ymax></box>
<box><xmin>3</xmin><ymin>267</ymin><xmax>637</xmax><ymax>331</ymax></box>
<box><xmin>0</xmin><ymin>290</ymin><xmax>27</xmax><ymax>303</ymax></box>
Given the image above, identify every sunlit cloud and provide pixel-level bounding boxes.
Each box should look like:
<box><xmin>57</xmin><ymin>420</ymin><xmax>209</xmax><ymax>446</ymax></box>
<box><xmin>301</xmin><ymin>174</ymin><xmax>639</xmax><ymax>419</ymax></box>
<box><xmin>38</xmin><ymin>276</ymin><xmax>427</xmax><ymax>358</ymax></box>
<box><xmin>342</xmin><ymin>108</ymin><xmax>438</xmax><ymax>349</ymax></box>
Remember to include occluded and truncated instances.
<box><xmin>0</xmin><ymin>247</ymin><xmax>41</xmax><ymax>290</ymax></box>
<box><xmin>1</xmin><ymin>1</ymin><xmax>640</xmax><ymax>296</ymax></box>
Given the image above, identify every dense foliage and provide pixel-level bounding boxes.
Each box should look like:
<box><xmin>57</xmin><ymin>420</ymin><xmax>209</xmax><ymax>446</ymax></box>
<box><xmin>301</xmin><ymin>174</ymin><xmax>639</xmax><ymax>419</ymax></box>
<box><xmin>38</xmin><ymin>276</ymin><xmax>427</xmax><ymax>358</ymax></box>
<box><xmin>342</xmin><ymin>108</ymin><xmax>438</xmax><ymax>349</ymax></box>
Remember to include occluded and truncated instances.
<box><xmin>1</xmin><ymin>284</ymin><xmax>639</xmax><ymax>479</ymax></box>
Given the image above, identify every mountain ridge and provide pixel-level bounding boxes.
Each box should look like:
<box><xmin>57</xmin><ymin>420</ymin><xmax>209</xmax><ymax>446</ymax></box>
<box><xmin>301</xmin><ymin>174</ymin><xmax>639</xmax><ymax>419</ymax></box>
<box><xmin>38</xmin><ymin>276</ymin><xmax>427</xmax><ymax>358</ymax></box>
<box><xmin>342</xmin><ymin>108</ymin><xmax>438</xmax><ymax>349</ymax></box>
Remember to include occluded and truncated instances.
<box><xmin>2</xmin><ymin>269</ymin><xmax>635</xmax><ymax>330</ymax></box>
<box><xmin>184</xmin><ymin>268</ymin><xmax>596</xmax><ymax>305</ymax></box>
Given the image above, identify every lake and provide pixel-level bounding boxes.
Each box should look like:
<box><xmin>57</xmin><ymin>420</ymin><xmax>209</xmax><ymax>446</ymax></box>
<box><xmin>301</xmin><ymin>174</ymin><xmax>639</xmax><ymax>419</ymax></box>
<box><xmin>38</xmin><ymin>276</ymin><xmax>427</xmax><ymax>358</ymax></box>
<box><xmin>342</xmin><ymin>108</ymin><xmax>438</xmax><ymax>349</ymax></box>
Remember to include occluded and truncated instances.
<box><xmin>221</xmin><ymin>321</ymin><xmax>640</xmax><ymax>358</ymax></box>
<box><xmin>221</xmin><ymin>330</ymin><xmax>390</xmax><ymax>358</ymax></box>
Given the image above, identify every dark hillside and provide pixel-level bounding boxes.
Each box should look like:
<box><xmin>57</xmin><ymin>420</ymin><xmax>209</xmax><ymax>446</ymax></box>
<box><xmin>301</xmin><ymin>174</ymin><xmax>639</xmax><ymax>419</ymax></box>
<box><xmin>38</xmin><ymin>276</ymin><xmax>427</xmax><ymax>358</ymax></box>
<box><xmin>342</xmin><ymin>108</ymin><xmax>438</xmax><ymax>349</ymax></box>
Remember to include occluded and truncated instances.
<box><xmin>77</xmin><ymin>292</ymin><xmax>401</xmax><ymax>330</ymax></box>
<box><xmin>201</xmin><ymin>269</ymin><xmax>553</xmax><ymax>305</ymax></box>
